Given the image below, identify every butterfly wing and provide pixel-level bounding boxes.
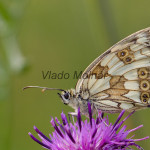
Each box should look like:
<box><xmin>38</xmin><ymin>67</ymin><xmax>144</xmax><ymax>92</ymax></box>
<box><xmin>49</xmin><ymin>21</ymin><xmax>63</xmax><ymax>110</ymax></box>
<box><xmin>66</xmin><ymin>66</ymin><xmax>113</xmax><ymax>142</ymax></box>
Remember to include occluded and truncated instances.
<box><xmin>76</xmin><ymin>27</ymin><xmax>150</xmax><ymax>113</ymax></box>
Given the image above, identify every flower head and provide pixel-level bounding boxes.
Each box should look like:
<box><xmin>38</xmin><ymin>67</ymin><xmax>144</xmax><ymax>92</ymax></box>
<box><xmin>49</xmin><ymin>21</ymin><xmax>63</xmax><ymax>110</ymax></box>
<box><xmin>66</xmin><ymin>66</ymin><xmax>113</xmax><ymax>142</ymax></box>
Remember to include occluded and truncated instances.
<box><xmin>29</xmin><ymin>103</ymin><xmax>149</xmax><ymax>150</ymax></box>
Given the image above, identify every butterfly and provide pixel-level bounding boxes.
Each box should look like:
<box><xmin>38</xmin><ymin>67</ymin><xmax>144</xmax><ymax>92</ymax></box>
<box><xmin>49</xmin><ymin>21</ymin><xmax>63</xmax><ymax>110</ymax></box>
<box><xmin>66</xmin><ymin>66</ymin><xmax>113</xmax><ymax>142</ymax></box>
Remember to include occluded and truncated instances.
<box><xmin>24</xmin><ymin>27</ymin><xmax>150</xmax><ymax>116</ymax></box>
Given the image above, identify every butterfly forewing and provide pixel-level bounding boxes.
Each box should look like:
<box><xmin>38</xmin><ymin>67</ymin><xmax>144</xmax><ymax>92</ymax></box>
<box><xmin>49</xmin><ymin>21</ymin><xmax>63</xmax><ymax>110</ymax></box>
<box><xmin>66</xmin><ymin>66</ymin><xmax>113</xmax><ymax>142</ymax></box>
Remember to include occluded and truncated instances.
<box><xmin>76</xmin><ymin>27</ymin><xmax>150</xmax><ymax>113</ymax></box>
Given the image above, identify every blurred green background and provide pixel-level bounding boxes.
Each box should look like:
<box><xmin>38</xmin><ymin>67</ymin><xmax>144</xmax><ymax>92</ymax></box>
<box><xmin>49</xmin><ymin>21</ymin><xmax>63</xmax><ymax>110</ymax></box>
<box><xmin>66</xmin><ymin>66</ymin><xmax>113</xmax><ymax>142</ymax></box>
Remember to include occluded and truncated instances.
<box><xmin>0</xmin><ymin>0</ymin><xmax>150</xmax><ymax>150</ymax></box>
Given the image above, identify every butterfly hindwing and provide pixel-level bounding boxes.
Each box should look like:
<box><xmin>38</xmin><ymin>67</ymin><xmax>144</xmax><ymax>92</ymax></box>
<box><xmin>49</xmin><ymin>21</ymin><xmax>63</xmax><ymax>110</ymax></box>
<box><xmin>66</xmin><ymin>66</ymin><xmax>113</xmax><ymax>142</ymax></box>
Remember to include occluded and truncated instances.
<box><xmin>76</xmin><ymin>27</ymin><xmax>150</xmax><ymax>113</ymax></box>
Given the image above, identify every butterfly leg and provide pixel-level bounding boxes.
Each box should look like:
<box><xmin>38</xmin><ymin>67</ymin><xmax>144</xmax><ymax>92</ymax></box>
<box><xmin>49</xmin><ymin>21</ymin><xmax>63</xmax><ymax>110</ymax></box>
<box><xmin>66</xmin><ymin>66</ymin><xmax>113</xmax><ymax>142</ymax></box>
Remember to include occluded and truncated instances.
<box><xmin>68</xmin><ymin>112</ymin><xmax>77</xmax><ymax>122</ymax></box>
<box><xmin>95</xmin><ymin>105</ymin><xmax>104</xmax><ymax>119</ymax></box>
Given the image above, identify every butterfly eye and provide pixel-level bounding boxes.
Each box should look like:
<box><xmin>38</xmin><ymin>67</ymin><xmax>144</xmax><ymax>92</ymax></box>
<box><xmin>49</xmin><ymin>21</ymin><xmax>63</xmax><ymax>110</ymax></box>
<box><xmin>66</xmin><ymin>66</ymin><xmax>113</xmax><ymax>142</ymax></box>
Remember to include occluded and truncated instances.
<box><xmin>138</xmin><ymin>68</ymin><xmax>148</xmax><ymax>79</ymax></box>
<box><xmin>141</xmin><ymin>92</ymin><xmax>149</xmax><ymax>104</ymax></box>
<box><xmin>140</xmin><ymin>80</ymin><xmax>150</xmax><ymax>91</ymax></box>
<box><xmin>64</xmin><ymin>92</ymin><xmax>70</xmax><ymax>99</ymax></box>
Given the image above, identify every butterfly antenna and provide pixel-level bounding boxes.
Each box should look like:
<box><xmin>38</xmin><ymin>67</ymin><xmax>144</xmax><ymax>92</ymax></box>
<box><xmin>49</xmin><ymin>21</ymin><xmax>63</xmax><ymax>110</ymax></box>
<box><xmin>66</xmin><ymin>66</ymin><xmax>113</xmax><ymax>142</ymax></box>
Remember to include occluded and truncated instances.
<box><xmin>23</xmin><ymin>86</ymin><xmax>65</xmax><ymax>92</ymax></box>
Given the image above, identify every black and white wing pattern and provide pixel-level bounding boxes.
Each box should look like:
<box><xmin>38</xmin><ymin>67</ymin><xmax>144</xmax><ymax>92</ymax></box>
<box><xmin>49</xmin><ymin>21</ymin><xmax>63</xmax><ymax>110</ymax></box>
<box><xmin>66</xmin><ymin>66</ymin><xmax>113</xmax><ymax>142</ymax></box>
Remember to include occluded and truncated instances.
<box><xmin>76</xmin><ymin>27</ymin><xmax>150</xmax><ymax>113</ymax></box>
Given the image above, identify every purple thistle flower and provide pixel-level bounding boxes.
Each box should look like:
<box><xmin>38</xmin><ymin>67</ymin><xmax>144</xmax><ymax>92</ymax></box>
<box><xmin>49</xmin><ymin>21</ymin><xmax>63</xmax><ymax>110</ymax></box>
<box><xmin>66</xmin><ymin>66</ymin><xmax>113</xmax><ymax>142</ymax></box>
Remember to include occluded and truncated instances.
<box><xmin>29</xmin><ymin>103</ymin><xmax>149</xmax><ymax>150</ymax></box>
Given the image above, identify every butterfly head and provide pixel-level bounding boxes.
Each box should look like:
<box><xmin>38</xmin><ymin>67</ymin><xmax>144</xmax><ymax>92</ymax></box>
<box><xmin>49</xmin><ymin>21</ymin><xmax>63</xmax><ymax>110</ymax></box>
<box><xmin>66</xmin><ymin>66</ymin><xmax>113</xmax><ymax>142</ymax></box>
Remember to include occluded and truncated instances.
<box><xmin>58</xmin><ymin>91</ymin><xmax>71</xmax><ymax>105</ymax></box>
<box><xmin>58</xmin><ymin>89</ymin><xmax>79</xmax><ymax>109</ymax></box>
